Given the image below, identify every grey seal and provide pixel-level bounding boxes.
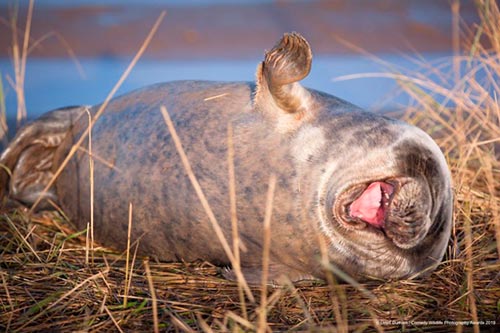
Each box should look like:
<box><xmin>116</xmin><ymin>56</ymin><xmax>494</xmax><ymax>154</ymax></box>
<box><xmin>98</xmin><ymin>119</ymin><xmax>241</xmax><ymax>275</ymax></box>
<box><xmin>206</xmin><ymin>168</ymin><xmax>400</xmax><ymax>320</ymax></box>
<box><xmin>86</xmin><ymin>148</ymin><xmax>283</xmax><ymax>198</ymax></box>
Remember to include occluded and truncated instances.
<box><xmin>0</xmin><ymin>33</ymin><xmax>453</xmax><ymax>283</ymax></box>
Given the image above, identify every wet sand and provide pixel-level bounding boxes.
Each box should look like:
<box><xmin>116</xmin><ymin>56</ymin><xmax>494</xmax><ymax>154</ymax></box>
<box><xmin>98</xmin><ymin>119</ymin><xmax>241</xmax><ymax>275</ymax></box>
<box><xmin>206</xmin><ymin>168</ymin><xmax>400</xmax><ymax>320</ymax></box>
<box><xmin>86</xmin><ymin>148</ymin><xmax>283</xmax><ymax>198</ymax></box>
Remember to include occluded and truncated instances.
<box><xmin>0</xmin><ymin>0</ymin><xmax>479</xmax><ymax>59</ymax></box>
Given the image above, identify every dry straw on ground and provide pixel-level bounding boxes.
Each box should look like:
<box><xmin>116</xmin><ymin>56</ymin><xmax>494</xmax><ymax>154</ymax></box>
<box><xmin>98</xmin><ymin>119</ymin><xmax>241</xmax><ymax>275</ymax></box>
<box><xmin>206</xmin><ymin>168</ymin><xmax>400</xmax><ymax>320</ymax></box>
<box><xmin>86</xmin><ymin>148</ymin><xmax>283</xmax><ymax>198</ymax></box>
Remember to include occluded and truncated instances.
<box><xmin>1</xmin><ymin>1</ymin><xmax>500</xmax><ymax>332</ymax></box>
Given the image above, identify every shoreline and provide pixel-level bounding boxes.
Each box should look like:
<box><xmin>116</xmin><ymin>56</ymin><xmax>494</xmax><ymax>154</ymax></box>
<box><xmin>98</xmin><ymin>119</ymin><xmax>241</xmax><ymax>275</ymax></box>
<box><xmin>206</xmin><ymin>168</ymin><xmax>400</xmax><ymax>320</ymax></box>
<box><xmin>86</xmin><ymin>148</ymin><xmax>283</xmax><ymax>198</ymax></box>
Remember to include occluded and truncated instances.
<box><xmin>0</xmin><ymin>0</ymin><xmax>479</xmax><ymax>60</ymax></box>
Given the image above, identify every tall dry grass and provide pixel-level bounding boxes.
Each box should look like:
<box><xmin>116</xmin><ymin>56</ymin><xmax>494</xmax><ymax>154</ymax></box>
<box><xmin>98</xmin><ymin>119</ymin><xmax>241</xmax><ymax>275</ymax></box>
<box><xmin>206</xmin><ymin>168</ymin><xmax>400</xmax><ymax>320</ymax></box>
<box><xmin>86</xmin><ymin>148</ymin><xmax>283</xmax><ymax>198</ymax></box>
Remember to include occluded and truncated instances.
<box><xmin>0</xmin><ymin>72</ymin><xmax>8</xmax><ymax>147</ymax></box>
<box><xmin>399</xmin><ymin>1</ymin><xmax>500</xmax><ymax>331</ymax></box>
<box><xmin>0</xmin><ymin>0</ymin><xmax>87</xmax><ymax>146</ymax></box>
<box><xmin>1</xmin><ymin>1</ymin><xmax>500</xmax><ymax>332</ymax></box>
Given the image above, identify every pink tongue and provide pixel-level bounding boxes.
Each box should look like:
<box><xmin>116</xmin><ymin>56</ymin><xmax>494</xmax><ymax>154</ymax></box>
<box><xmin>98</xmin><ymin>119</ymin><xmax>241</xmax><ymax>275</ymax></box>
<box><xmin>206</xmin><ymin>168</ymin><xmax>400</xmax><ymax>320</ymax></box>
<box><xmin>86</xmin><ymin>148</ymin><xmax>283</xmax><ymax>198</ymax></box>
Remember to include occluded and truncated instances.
<box><xmin>350</xmin><ymin>182</ymin><xmax>388</xmax><ymax>227</ymax></box>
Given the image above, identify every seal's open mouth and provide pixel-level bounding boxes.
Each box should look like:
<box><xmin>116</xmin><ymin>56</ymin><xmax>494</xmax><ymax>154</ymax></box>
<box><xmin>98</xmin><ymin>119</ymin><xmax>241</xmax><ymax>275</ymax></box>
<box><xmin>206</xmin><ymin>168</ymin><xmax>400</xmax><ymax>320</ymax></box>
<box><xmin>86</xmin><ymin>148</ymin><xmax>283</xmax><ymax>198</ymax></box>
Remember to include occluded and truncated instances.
<box><xmin>336</xmin><ymin>180</ymin><xmax>398</xmax><ymax>230</ymax></box>
<box><xmin>349</xmin><ymin>182</ymin><xmax>394</xmax><ymax>228</ymax></box>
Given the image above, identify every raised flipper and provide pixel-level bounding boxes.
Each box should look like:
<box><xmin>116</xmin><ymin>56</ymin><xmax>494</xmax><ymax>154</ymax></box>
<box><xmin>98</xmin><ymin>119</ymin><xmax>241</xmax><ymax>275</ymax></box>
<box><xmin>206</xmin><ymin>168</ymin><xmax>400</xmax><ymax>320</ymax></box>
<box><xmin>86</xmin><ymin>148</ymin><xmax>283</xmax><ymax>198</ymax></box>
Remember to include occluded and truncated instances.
<box><xmin>255</xmin><ymin>32</ymin><xmax>314</xmax><ymax>121</ymax></box>
<box><xmin>0</xmin><ymin>106</ymin><xmax>87</xmax><ymax>209</ymax></box>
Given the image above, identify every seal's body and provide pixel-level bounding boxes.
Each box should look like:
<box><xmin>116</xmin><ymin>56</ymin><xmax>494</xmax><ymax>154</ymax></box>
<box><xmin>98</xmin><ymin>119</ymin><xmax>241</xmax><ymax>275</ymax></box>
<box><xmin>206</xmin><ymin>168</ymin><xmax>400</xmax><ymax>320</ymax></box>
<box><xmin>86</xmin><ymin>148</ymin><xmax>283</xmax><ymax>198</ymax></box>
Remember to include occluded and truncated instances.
<box><xmin>0</xmin><ymin>33</ymin><xmax>453</xmax><ymax>283</ymax></box>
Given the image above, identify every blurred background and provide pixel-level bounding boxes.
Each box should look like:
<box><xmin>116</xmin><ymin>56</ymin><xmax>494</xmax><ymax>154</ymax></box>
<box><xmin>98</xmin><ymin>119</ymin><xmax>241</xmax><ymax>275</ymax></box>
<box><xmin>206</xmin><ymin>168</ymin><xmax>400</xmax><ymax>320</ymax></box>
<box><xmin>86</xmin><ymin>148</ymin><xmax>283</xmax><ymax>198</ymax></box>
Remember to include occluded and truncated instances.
<box><xmin>0</xmin><ymin>0</ymin><xmax>480</xmax><ymax>135</ymax></box>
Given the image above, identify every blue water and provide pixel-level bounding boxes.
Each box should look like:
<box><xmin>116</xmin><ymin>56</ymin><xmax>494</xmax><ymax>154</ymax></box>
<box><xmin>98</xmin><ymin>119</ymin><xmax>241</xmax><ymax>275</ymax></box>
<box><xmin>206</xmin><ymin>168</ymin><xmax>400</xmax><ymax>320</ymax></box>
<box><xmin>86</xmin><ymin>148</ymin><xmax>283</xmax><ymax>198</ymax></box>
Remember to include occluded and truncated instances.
<box><xmin>0</xmin><ymin>53</ymin><xmax>454</xmax><ymax>133</ymax></box>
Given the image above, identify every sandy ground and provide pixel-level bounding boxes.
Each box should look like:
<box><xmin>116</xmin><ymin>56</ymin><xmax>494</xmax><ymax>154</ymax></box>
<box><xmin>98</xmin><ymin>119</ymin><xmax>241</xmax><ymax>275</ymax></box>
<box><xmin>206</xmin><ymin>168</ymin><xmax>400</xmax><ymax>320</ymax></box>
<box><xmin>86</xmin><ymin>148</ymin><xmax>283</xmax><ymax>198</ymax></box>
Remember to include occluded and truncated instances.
<box><xmin>0</xmin><ymin>0</ymin><xmax>480</xmax><ymax>60</ymax></box>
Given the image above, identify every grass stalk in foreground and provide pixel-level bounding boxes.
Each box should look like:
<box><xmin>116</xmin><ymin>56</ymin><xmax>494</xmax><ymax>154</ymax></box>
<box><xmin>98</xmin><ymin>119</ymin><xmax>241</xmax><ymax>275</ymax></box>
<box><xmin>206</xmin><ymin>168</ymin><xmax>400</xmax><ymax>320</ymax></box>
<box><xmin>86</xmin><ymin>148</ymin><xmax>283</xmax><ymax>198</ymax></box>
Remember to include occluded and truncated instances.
<box><xmin>144</xmin><ymin>259</ymin><xmax>159</xmax><ymax>333</ymax></box>
<box><xmin>257</xmin><ymin>174</ymin><xmax>276</xmax><ymax>333</ymax></box>
<box><xmin>160</xmin><ymin>105</ymin><xmax>255</xmax><ymax>303</ymax></box>
<box><xmin>10</xmin><ymin>0</ymin><xmax>33</xmax><ymax>127</ymax></box>
<box><xmin>123</xmin><ymin>202</ymin><xmax>133</xmax><ymax>308</ymax></box>
<box><xmin>0</xmin><ymin>73</ymin><xmax>8</xmax><ymax>146</ymax></box>
<box><xmin>227</xmin><ymin>122</ymin><xmax>248</xmax><ymax>319</ymax></box>
<box><xmin>84</xmin><ymin>108</ymin><xmax>95</xmax><ymax>265</ymax></box>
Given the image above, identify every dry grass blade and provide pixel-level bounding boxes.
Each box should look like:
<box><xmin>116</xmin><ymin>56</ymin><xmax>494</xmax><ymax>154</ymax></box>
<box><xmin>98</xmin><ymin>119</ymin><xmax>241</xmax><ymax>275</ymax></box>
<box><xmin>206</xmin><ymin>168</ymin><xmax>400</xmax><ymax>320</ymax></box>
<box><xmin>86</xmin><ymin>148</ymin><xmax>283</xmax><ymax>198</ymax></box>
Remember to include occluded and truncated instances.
<box><xmin>144</xmin><ymin>259</ymin><xmax>159</xmax><ymax>333</ymax></box>
<box><xmin>170</xmin><ymin>314</ymin><xmax>197</xmax><ymax>333</ymax></box>
<box><xmin>19</xmin><ymin>0</ymin><xmax>33</xmax><ymax>87</ymax></box>
<box><xmin>227</xmin><ymin>122</ymin><xmax>249</xmax><ymax>318</ymax></box>
<box><xmin>84</xmin><ymin>108</ymin><xmax>95</xmax><ymax>265</ymax></box>
<box><xmin>1</xmin><ymin>272</ymin><xmax>14</xmax><ymax>331</ymax></box>
<box><xmin>4</xmin><ymin>214</ymin><xmax>42</xmax><ymax>263</ymax></box>
<box><xmin>0</xmin><ymin>73</ymin><xmax>8</xmax><ymax>146</ymax></box>
<box><xmin>451</xmin><ymin>0</ymin><xmax>460</xmax><ymax>81</ymax></box>
<box><xmin>103</xmin><ymin>304</ymin><xmax>125</xmax><ymax>333</ymax></box>
<box><xmin>319</xmin><ymin>250</ymin><xmax>376</xmax><ymax>302</ymax></box>
<box><xmin>204</xmin><ymin>93</ymin><xmax>229</xmax><ymax>101</ymax></box>
<box><xmin>280</xmin><ymin>276</ymin><xmax>314</xmax><ymax>326</ymax></box>
<box><xmin>85</xmin><ymin>221</ymin><xmax>90</xmax><ymax>264</ymax></box>
<box><xmin>77</xmin><ymin>146</ymin><xmax>124</xmax><ymax>172</ymax></box>
<box><xmin>257</xmin><ymin>174</ymin><xmax>276</xmax><ymax>333</ymax></box>
<box><xmin>462</xmin><ymin>196</ymin><xmax>480</xmax><ymax>333</ymax></box>
<box><xmin>16</xmin><ymin>269</ymin><xmax>109</xmax><ymax>331</ymax></box>
<box><xmin>10</xmin><ymin>0</ymin><xmax>34</xmax><ymax>126</ymax></box>
<box><xmin>26</xmin><ymin>30</ymin><xmax>86</xmax><ymax>79</ymax></box>
<box><xmin>123</xmin><ymin>202</ymin><xmax>133</xmax><ymax>308</ymax></box>
<box><xmin>224</xmin><ymin>311</ymin><xmax>256</xmax><ymax>331</ymax></box>
<box><xmin>160</xmin><ymin>105</ymin><xmax>255</xmax><ymax>303</ymax></box>
<box><xmin>196</xmin><ymin>313</ymin><xmax>216</xmax><ymax>333</ymax></box>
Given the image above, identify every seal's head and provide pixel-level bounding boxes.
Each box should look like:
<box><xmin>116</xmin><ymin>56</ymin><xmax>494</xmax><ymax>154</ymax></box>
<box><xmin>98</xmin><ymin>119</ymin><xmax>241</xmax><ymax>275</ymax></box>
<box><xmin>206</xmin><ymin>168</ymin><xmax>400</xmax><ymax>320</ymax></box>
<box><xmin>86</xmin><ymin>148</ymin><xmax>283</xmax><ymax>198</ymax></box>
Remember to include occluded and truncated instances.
<box><xmin>334</xmin><ymin>144</ymin><xmax>447</xmax><ymax>250</ymax></box>
<box><xmin>256</xmin><ymin>32</ymin><xmax>453</xmax><ymax>280</ymax></box>
<box><xmin>319</xmin><ymin>125</ymin><xmax>453</xmax><ymax>280</ymax></box>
